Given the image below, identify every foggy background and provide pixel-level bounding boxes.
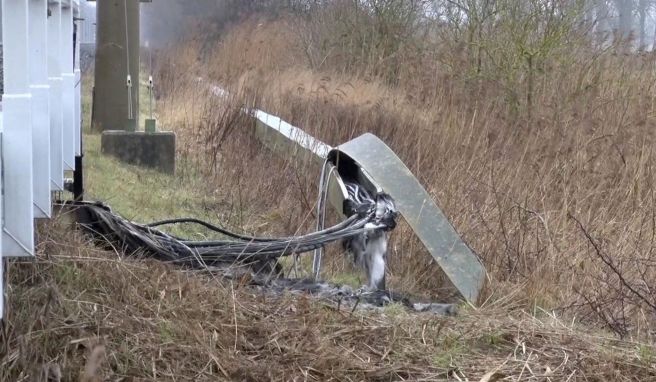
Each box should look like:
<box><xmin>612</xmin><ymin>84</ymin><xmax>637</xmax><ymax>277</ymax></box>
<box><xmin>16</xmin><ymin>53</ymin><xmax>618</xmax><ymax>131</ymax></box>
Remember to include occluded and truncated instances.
<box><xmin>70</xmin><ymin>0</ymin><xmax>656</xmax><ymax>51</ymax></box>
<box><xmin>137</xmin><ymin>0</ymin><xmax>656</xmax><ymax>50</ymax></box>
<box><xmin>140</xmin><ymin>0</ymin><xmax>285</xmax><ymax>48</ymax></box>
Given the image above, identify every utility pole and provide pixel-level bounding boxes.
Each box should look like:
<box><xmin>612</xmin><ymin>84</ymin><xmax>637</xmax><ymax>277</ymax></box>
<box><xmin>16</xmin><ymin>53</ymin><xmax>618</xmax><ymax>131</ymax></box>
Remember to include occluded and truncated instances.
<box><xmin>95</xmin><ymin>0</ymin><xmax>174</xmax><ymax>174</ymax></box>
<box><xmin>92</xmin><ymin>0</ymin><xmax>140</xmax><ymax>132</ymax></box>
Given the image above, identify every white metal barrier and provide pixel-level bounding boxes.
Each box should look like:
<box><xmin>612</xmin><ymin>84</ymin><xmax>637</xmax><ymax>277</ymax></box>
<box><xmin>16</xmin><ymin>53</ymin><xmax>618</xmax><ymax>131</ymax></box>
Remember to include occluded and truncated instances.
<box><xmin>0</xmin><ymin>0</ymin><xmax>82</xmax><ymax>316</ymax></box>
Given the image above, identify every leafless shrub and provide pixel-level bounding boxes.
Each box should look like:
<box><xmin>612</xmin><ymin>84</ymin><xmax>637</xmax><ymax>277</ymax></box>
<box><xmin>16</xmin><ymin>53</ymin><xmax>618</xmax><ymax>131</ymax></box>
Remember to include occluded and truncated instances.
<box><xmin>570</xmin><ymin>213</ymin><xmax>656</xmax><ymax>337</ymax></box>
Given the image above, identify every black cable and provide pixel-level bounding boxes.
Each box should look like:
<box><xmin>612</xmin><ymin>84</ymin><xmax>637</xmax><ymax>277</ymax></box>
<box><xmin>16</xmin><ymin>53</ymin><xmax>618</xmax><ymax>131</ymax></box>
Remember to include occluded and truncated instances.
<box><xmin>147</xmin><ymin>213</ymin><xmax>365</xmax><ymax>244</ymax></box>
<box><xmin>145</xmin><ymin>217</ymin><xmax>278</xmax><ymax>242</ymax></box>
<box><xmin>63</xmin><ymin>200</ymin><xmax>391</xmax><ymax>270</ymax></box>
<box><xmin>179</xmin><ymin>214</ymin><xmax>367</xmax><ymax>247</ymax></box>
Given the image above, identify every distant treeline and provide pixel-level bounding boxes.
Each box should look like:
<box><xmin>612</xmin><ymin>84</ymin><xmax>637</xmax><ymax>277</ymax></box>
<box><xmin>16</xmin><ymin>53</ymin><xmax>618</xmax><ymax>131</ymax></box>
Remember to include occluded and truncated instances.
<box><xmin>141</xmin><ymin>0</ymin><xmax>302</xmax><ymax>47</ymax></box>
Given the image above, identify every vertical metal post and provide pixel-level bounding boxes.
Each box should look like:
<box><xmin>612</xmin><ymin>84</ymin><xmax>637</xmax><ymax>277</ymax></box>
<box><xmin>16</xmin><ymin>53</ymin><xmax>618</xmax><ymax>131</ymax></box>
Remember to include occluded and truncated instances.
<box><xmin>74</xmin><ymin>8</ymin><xmax>81</xmax><ymax>155</ymax></box>
<box><xmin>29</xmin><ymin>0</ymin><xmax>51</xmax><ymax>218</ymax></box>
<box><xmin>61</xmin><ymin>2</ymin><xmax>74</xmax><ymax>170</ymax></box>
<box><xmin>2</xmin><ymin>0</ymin><xmax>35</xmax><ymax>257</ymax></box>
<box><xmin>48</xmin><ymin>0</ymin><xmax>64</xmax><ymax>190</ymax></box>
<box><xmin>73</xmin><ymin>10</ymin><xmax>83</xmax><ymax>200</ymax></box>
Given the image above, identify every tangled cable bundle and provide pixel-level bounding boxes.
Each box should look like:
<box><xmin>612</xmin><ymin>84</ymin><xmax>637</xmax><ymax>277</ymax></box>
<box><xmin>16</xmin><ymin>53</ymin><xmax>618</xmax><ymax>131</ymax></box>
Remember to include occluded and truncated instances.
<box><xmin>61</xmin><ymin>200</ymin><xmax>457</xmax><ymax>315</ymax></box>
<box><xmin>67</xmin><ymin>199</ymin><xmax>395</xmax><ymax>270</ymax></box>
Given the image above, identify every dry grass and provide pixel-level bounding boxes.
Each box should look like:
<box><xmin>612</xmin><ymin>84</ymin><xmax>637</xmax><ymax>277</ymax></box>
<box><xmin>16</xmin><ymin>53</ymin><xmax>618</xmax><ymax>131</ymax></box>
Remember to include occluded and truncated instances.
<box><xmin>151</xmin><ymin>14</ymin><xmax>656</xmax><ymax>338</ymax></box>
<box><xmin>1</xmin><ymin>219</ymin><xmax>654</xmax><ymax>381</ymax></box>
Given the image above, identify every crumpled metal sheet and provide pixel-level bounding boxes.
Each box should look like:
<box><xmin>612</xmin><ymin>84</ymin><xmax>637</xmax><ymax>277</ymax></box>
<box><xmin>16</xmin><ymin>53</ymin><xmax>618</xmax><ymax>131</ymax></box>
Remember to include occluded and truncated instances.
<box><xmin>253</xmin><ymin>112</ymin><xmax>486</xmax><ymax>303</ymax></box>
<box><xmin>331</xmin><ymin>134</ymin><xmax>486</xmax><ymax>303</ymax></box>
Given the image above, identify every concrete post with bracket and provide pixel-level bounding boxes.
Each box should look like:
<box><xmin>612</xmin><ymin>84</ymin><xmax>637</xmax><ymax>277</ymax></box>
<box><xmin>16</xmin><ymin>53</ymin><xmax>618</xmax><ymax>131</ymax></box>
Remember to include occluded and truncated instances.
<box><xmin>93</xmin><ymin>0</ymin><xmax>139</xmax><ymax>132</ymax></box>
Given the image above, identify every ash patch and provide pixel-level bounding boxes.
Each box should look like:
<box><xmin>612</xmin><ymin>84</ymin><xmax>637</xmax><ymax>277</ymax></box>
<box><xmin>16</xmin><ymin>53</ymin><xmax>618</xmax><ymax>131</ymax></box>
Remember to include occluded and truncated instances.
<box><xmin>200</xmin><ymin>265</ymin><xmax>457</xmax><ymax>315</ymax></box>
<box><xmin>256</xmin><ymin>277</ymin><xmax>457</xmax><ymax>315</ymax></box>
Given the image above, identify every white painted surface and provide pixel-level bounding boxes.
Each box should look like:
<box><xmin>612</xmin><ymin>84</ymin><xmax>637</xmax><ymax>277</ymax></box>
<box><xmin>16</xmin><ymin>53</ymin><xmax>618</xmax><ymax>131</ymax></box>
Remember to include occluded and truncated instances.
<box><xmin>48</xmin><ymin>1</ymin><xmax>64</xmax><ymax>190</ymax></box>
<box><xmin>30</xmin><ymin>85</ymin><xmax>51</xmax><ymax>216</ymax></box>
<box><xmin>61</xmin><ymin>4</ymin><xmax>74</xmax><ymax>170</ymax></box>
<box><xmin>74</xmin><ymin>12</ymin><xmax>81</xmax><ymax>155</ymax></box>
<box><xmin>29</xmin><ymin>0</ymin><xmax>51</xmax><ymax>218</ymax></box>
<box><xmin>74</xmin><ymin>69</ymin><xmax>81</xmax><ymax>154</ymax></box>
<box><xmin>253</xmin><ymin>110</ymin><xmax>332</xmax><ymax>159</ymax></box>
<box><xmin>2</xmin><ymin>95</ymin><xmax>35</xmax><ymax>257</ymax></box>
<box><xmin>0</xmin><ymin>0</ymin><xmax>82</xmax><ymax>316</ymax></box>
<box><xmin>2</xmin><ymin>0</ymin><xmax>36</xmax><ymax>257</ymax></box>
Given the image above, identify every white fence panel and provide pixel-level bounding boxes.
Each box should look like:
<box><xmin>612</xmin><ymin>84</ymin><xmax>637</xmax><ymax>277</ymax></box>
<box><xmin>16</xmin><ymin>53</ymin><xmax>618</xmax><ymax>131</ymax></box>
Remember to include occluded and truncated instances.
<box><xmin>48</xmin><ymin>0</ymin><xmax>64</xmax><ymax>190</ymax></box>
<box><xmin>2</xmin><ymin>0</ymin><xmax>35</xmax><ymax>257</ymax></box>
<box><xmin>74</xmin><ymin>7</ymin><xmax>81</xmax><ymax>155</ymax></box>
<box><xmin>30</xmin><ymin>0</ymin><xmax>51</xmax><ymax>218</ymax></box>
<box><xmin>61</xmin><ymin>3</ymin><xmax>74</xmax><ymax>170</ymax></box>
<box><xmin>0</xmin><ymin>0</ymin><xmax>82</xmax><ymax>316</ymax></box>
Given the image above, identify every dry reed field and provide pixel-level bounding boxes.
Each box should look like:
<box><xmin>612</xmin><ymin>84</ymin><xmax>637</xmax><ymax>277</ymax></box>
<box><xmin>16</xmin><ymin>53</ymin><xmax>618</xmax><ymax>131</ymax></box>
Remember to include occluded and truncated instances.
<box><xmin>156</xmin><ymin>11</ymin><xmax>656</xmax><ymax>336</ymax></box>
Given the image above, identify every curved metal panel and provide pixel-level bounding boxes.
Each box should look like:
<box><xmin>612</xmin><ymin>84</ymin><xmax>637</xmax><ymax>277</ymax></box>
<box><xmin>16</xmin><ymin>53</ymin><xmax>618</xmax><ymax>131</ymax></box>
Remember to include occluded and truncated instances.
<box><xmin>330</xmin><ymin>133</ymin><xmax>486</xmax><ymax>303</ymax></box>
<box><xmin>251</xmin><ymin>106</ymin><xmax>485</xmax><ymax>303</ymax></box>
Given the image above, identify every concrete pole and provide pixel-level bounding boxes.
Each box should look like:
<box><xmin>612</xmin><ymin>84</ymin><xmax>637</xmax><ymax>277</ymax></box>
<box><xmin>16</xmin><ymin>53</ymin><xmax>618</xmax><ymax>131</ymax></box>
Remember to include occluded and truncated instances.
<box><xmin>93</xmin><ymin>0</ymin><xmax>139</xmax><ymax>132</ymax></box>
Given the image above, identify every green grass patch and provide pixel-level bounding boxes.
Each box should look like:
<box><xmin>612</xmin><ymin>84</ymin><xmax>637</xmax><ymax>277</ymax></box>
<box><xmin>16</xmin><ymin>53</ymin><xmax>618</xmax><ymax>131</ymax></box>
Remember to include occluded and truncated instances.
<box><xmin>83</xmin><ymin>133</ymin><xmax>232</xmax><ymax>238</ymax></box>
<box><xmin>81</xmin><ymin>70</ymin><xmax>250</xmax><ymax>238</ymax></box>
<box><xmin>432</xmin><ymin>333</ymin><xmax>466</xmax><ymax>369</ymax></box>
<box><xmin>637</xmin><ymin>344</ymin><xmax>656</xmax><ymax>365</ymax></box>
